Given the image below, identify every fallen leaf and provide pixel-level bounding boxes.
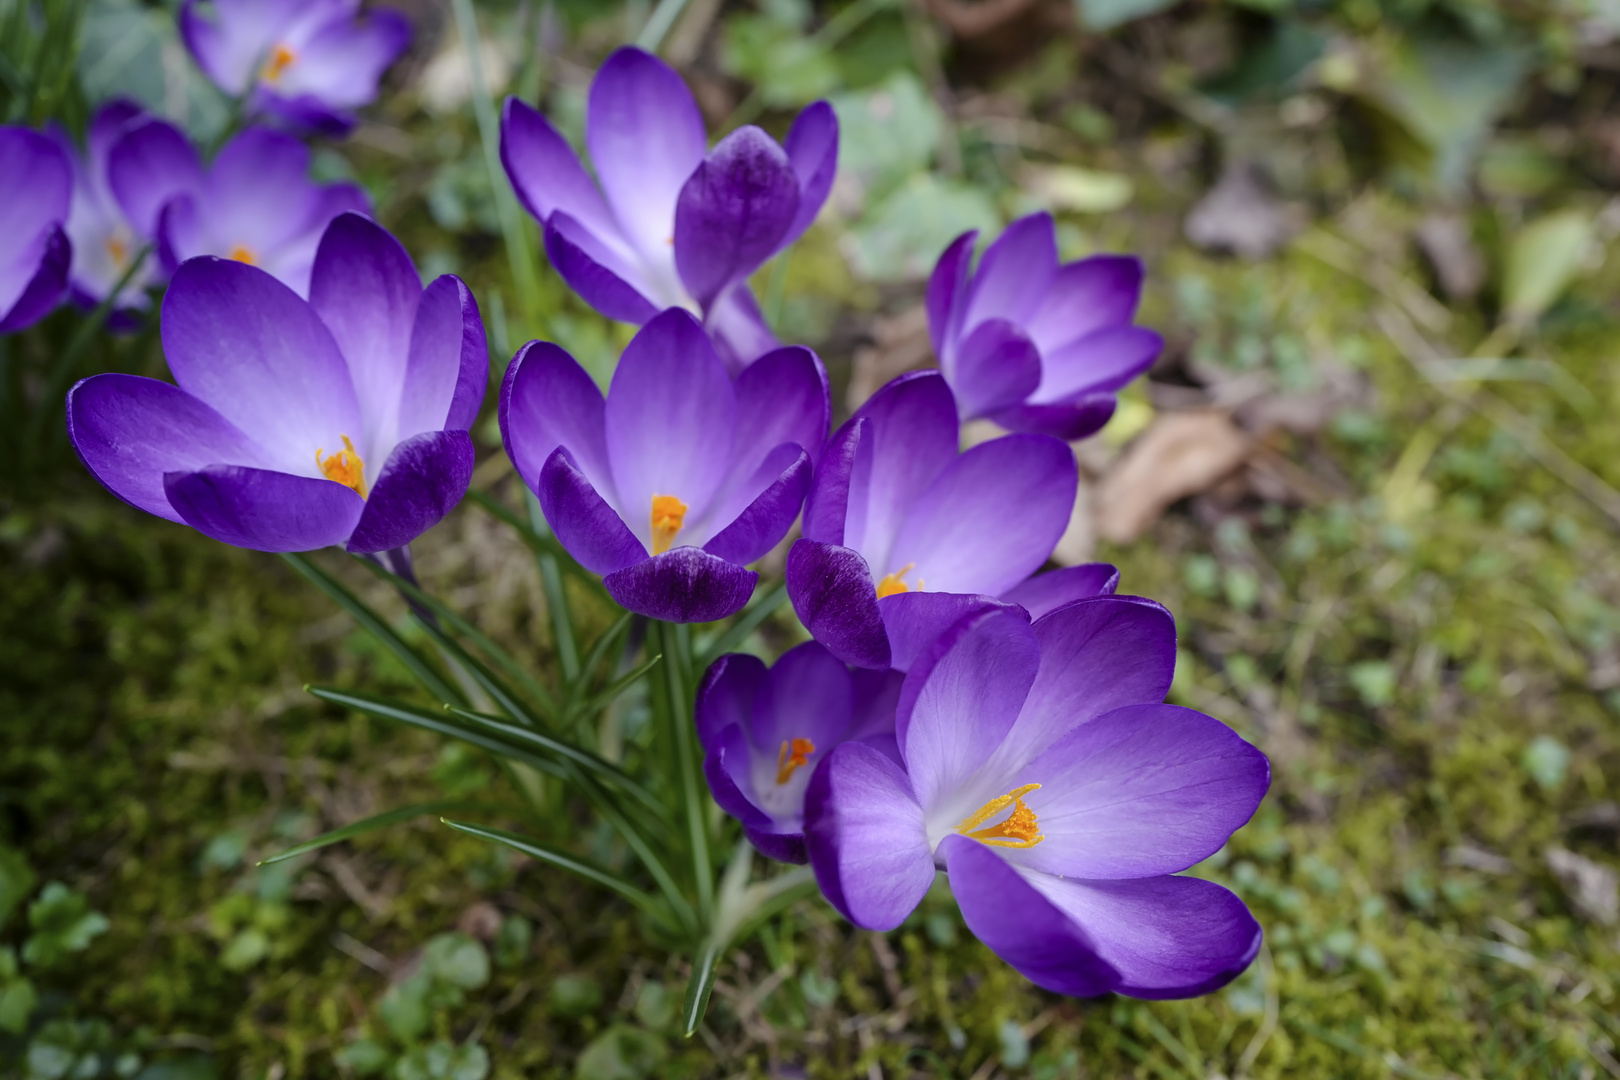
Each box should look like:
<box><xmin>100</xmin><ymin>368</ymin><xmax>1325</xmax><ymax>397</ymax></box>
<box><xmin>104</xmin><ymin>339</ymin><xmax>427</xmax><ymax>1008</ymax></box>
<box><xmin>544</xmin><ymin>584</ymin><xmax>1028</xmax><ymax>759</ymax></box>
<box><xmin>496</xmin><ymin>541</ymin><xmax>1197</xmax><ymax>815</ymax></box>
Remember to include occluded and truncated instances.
<box><xmin>1546</xmin><ymin>847</ymin><xmax>1619</xmax><ymax>925</ymax></box>
<box><xmin>1094</xmin><ymin>410</ymin><xmax>1253</xmax><ymax>543</ymax></box>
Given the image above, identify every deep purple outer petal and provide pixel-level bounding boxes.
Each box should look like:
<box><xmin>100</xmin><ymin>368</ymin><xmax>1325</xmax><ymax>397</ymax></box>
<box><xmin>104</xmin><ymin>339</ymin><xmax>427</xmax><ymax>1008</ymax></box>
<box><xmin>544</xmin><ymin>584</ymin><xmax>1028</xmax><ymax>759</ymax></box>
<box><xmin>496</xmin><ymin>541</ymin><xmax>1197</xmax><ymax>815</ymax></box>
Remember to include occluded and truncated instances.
<box><xmin>988</xmin><ymin>392</ymin><xmax>1120</xmax><ymax>442</ymax></box>
<box><xmin>250</xmin><ymin>90</ymin><xmax>357</xmax><ymax>138</ymax></box>
<box><xmin>164</xmin><ymin>464</ymin><xmax>363</xmax><ymax>552</ymax></box>
<box><xmin>499</xmin><ymin>340</ymin><xmax>613</xmax><ymax>497</ymax></box>
<box><xmin>744</xmin><ymin>825</ymin><xmax>807</xmax><ymax>865</ymax></box>
<box><xmin>841</xmin><ymin>370</ymin><xmax>960</xmax><ymax>570</ymax></box>
<box><xmin>695</xmin><ymin>652</ymin><xmax>767</xmax><ymax>749</ymax></box>
<box><xmin>802</xmin><ymin>741</ymin><xmax>935</xmax><ymax>931</ymax></box>
<box><xmin>942</xmin><ymin>836</ymin><xmax>1120</xmax><ymax>998</ymax></box>
<box><xmin>781</xmin><ymin>100</ymin><xmax>837</xmax><ymax>246</ymax></box>
<box><xmin>801</xmin><ymin>417</ymin><xmax>862</xmax><ymax>545</ymax></box>
<box><xmin>878</xmin><ymin>591</ymin><xmax>1026</xmax><ymax>673</ymax></box>
<box><xmin>602</xmin><ymin>545</ymin><xmax>758</xmax><ymax>623</ymax></box>
<box><xmin>542</xmin><ymin>213</ymin><xmax>659</xmax><ymax>324</ymax></box>
<box><xmin>1032</xmin><ymin>325</ymin><xmax>1164</xmax><ymax>402</ymax></box>
<box><xmin>673</xmin><ymin>125</ymin><xmax>800</xmax><ymax>311</ymax></box>
<box><xmin>0</xmin><ymin>226</ymin><xmax>70</xmax><ymax>333</ymax></box>
<box><xmin>345</xmin><ymin>429</ymin><xmax>475</xmax><ymax>554</ymax></box>
<box><xmin>926</xmin><ymin>229</ymin><xmax>976</xmax><ymax>363</ymax></box>
<box><xmin>499</xmin><ymin>96</ymin><xmax>622</xmax><ymax>246</ymax></box>
<box><xmin>961</xmin><ymin>211</ymin><xmax>1058</xmax><ymax>330</ymax></box>
<box><xmin>536</xmin><ymin>447</ymin><xmax>645</xmax><ymax>575</ymax></box>
<box><xmin>402</xmin><ymin>274</ymin><xmax>486</xmax><ymax>435</ymax></box>
<box><xmin>1024</xmin><ymin>254</ymin><xmax>1145</xmax><ymax>355</ymax></box>
<box><xmin>999</xmin><ymin>563</ymin><xmax>1120</xmax><ymax>620</ymax></box>
<box><xmin>948</xmin><ymin>318</ymin><xmax>1042</xmax><ymax>420</ymax></box>
<box><xmin>785</xmin><ymin>539</ymin><xmax>890</xmax><ymax>669</ymax></box>
<box><xmin>702</xmin><ymin>447</ymin><xmax>810</xmax><ymax>565</ymax></box>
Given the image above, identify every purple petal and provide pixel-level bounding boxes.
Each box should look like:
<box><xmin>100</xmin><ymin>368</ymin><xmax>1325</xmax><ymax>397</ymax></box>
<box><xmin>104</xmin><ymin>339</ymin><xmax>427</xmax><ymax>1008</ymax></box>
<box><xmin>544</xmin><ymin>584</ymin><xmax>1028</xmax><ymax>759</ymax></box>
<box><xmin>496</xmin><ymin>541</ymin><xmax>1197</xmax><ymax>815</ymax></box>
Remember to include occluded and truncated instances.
<box><xmin>926</xmin><ymin>229</ymin><xmax>976</xmax><ymax>362</ymax></box>
<box><xmin>801</xmin><ymin>417</ymin><xmax>861</xmax><ymax>545</ymax></box>
<box><xmin>160</xmin><ymin>256</ymin><xmax>361</xmax><ymax>475</ymax></box>
<box><xmin>696</xmin><ymin>652</ymin><xmax>767</xmax><ymax>749</ymax></box>
<box><xmin>308</xmin><ymin>212</ymin><xmax>420</xmax><ymax>453</ymax></box>
<box><xmin>1020</xmin><ymin>871</ymin><xmax>1262</xmax><ymax>999</ymax></box>
<box><xmin>879</xmin><ymin>591</ymin><xmax>1026</xmax><ymax>673</ymax></box>
<box><xmin>703</xmin><ymin>721</ymin><xmax>773</xmax><ymax>829</ymax></box>
<box><xmin>0</xmin><ymin>127</ymin><xmax>72</xmax><ymax>323</ymax></box>
<box><xmin>402</xmin><ymin>274</ymin><xmax>486</xmax><ymax>435</ymax></box>
<box><xmin>988</xmin><ymin>393</ymin><xmax>1120</xmax><ymax>442</ymax></box>
<box><xmin>1030</xmin><ymin>326</ymin><xmax>1163</xmax><ymax>403</ymax></box>
<box><xmin>255</xmin><ymin>180</ymin><xmax>372</xmax><ymax>299</ymax></box>
<box><xmin>196</xmin><ymin>128</ymin><xmax>320</xmax><ymax>255</ymax></box>
<box><xmin>1000</xmin><ymin>563</ymin><xmax>1120</xmax><ymax>619</ymax></box>
<box><xmin>674</xmin><ymin>126</ymin><xmax>800</xmax><ymax>310</ymax></box>
<box><xmin>705</xmin><ymin>285</ymin><xmax>779</xmax><ymax>374</ymax></box>
<box><xmin>276</xmin><ymin>8</ymin><xmax>411</xmax><ymax>109</ymax></box>
<box><xmin>87</xmin><ymin>101</ymin><xmax>147</xmax><ymax>165</ymax></box>
<box><xmin>781</xmin><ymin>100</ymin><xmax>838</xmax><ymax>246</ymax></box>
<box><xmin>500</xmin><ymin>96</ymin><xmax>628</xmax><ymax>259</ymax></box>
<box><xmin>345</xmin><ymin>429</ymin><xmax>475</xmax><ymax>554</ymax></box>
<box><xmin>753</xmin><ymin>640</ymin><xmax>857</xmax><ymax>751</ymax></box>
<box><xmin>602</xmin><ymin>545</ymin><xmax>758</xmax><ymax>623</ymax></box>
<box><xmin>0</xmin><ymin>226</ymin><xmax>70</xmax><ymax>333</ymax></box>
<box><xmin>785</xmin><ymin>539</ymin><xmax>890</xmax><ymax>669</ymax></box>
<box><xmin>164</xmin><ymin>464</ymin><xmax>363</xmax><ymax>551</ymax></box>
<box><xmin>961</xmin><ymin>212</ymin><xmax>1057</xmax><ymax>331</ymax></box>
<box><xmin>586</xmin><ymin>47</ymin><xmax>707</xmax><ymax>257</ymax></box>
<box><xmin>987</xmin><ymin>596</ymin><xmax>1178</xmax><ymax>778</ymax></box>
<box><xmin>106</xmin><ymin>117</ymin><xmax>203</xmax><ymax>237</ymax></box>
<box><xmin>888</xmin><ymin>433</ymin><xmax>1076</xmax><ymax>597</ymax></box>
<box><xmin>732</xmin><ymin>345</ymin><xmax>829</xmax><ymax>471</ymax></box>
<box><xmin>604</xmin><ymin>309</ymin><xmax>736</xmax><ymax>543</ymax></box>
<box><xmin>745</xmin><ymin>826</ymin><xmax>807</xmax><ymax>865</ymax></box>
<box><xmin>537</xmin><ymin>447</ymin><xmax>644</xmax><ymax>575</ymax></box>
<box><xmin>500</xmin><ymin>341</ymin><xmax>613</xmax><ymax>499</ymax></box>
<box><xmin>942</xmin><ymin>836</ymin><xmax>1119</xmax><ymax>998</ymax></box>
<box><xmin>803</xmin><ymin>741</ymin><xmax>935</xmax><ymax>931</ymax></box>
<box><xmin>842</xmin><ymin>371</ymin><xmax>960</xmax><ymax>574</ymax></box>
<box><xmin>249</xmin><ymin>91</ymin><xmax>357</xmax><ymax>138</ymax></box>
<box><xmin>702</xmin><ymin>445</ymin><xmax>810</xmax><ymax>565</ymax></box>
<box><xmin>66</xmin><ymin>373</ymin><xmax>270</xmax><ymax>523</ymax></box>
<box><xmin>542</xmin><ymin>213</ymin><xmax>659</xmax><ymax>324</ymax></box>
<box><xmin>849</xmin><ymin>668</ymin><xmax>904</xmax><ymax>742</ymax></box>
<box><xmin>179</xmin><ymin>0</ymin><xmax>270</xmax><ymax>93</ymax></box>
<box><xmin>948</xmin><ymin>318</ymin><xmax>1042</xmax><ymax>420</ymax></box>
<box><xmin>1003</xmin><ymin>703</ymin><xmax>1269</xmax><ymax>880</ymax></box>
<box><xmin>894</xmin><ymin>605</ymin><xmax>1039</xmax><ymax>811</ymax></box>
<box><xmin>1024</xmin><ymin>255</ymin><xmax>1144</xmax><ymax>355</ymax></box>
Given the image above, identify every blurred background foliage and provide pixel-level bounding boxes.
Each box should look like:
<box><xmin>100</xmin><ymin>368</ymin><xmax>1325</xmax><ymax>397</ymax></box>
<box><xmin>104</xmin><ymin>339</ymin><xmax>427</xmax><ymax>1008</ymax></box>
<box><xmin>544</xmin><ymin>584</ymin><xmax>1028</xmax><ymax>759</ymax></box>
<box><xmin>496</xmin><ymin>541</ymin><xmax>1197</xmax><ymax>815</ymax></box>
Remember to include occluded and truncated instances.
<box><xmin>5</xmin><ymin>0</ymin><xmax>1620</xmax><ymax>1076</ymax></box>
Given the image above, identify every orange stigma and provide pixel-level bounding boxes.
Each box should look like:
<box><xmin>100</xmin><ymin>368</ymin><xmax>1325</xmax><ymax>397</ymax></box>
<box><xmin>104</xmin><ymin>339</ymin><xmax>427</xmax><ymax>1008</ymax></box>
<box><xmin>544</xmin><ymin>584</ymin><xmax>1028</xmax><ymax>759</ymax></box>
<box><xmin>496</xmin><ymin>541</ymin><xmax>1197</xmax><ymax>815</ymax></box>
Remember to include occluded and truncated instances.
<box><xmin>650</xmin><ymin>494</ymin><xmax>687</xmax><ymax>554</ymax></box>
<box><xmin>775</xmin><ymin>737</ymin><xmax>817</xmax><ymax>785</ymax></box>
<box><xmin>105</xmin><ymin>233</ymin><xmax>130</xmax><ymax>269</ymax></box>
<box><xmin>875</xmin><ymin>562</ymin><xmax>919</xmax><ymax>599</ymax></box>
<box><xmin>315</xmin><ymin>435</ymin><xmax>366</xmax><ymax>497</ymax></box>
<box><xmin>228</xmin><ymin>245</ymin><xmax>257</xmax><ymax>266</ymax></box>
<box><xmin>261</xmin><ymin>43</ymin><xmax>296</xmax><ymax>83</ymax></box>
<box><xmin>957</xmin><ymin>783</ymin><xmax>1044</xmax><ymax>848</ymax></box>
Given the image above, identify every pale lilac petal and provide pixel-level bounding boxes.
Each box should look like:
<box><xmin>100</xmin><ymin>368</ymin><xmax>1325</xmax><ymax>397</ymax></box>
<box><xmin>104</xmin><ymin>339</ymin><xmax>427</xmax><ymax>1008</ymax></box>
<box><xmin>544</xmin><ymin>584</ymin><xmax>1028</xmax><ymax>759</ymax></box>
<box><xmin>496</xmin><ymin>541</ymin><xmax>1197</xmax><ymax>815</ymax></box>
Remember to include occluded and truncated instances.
<box><xmin>345</xmin><ymin>429</ymin><xmax>475</xmax><ymax>554</ymax></box>
<box><xmin>499</xmin><ymin>341</ymin><xmax>613</xmax><ymax>499</ymax></box>
<box><xmin>66</xmin><ymin>373</ymin><xmax>271</xmax><ymax>523</ymax></box>
<box><xmin>887</xmin><ymin>433</ymin><xmax>1076</xmax><ymax>596</ymax></box>
<box><xmin>894</xmin><ymin>605</ymin><xmax>1038</xmax><ymax>813</ymax></box>
<box><xmin>400</xmin><ymin>274</ymin><xmax>486</xmax><ymax>436</ymax></box>
<box><xmin>842</xmin><ymin>371</ymin><xmax>959</xmax><ymax>573</ymax></box>
<box><xmin>542</xmin><ymin>213</ymin><xmax>659</xmax><ymax>324</ymax></box>
<box><xmin>1030</xmin><ymin>326</ymin><xmax>1163</xmax><ymax>403</ymax></box>
<box><xmin>879</xmin><ymin>592</ymin><xmax>1026</xmax><ymax>673</ymax></box>
<box><xmin>602</xmin><ymin>546</ymin><xmax>758</xmax><ymax>623</ymax></box>
<box><xmin>785</xmin><ymin>539</ymin><xmax>889</xmax><ymax>669</ymax></box>
<box><xmin>587</xmin><ymin>47</ymin><xmax>707</xmax><ymax>257</ymax></box>
<box><xmin>1000</xmin><ymin>563</ymin><xmax>1119</xmax><ymax>619</ymax></box>
<box><xmin>803</xmin><ymin>742</ymin><xmax>935</xmax><ymax>931</ymax></box>
<box><xmin>164</xmin><ymin>464</ymin><xmax>363</xmax><ymax>551</ymax></box>
<box><xmin>703</xmin><ymin>720</ymin><xmax>773</xmax><ymax>829</ymax></box>
<box><xmin>781</xmin><ymin>100</ymin><xmax>838</xmax><ymax>246</ymax></box>
<box><xmin>604</xmin><ymin>309</ymin><xmax>736</xmax><ymax>543</ymax></box>
<box><xmin>276</xmin><ymin>8</ymin><xmax>410</xmax><ymax>109</ymax></box>
<box><xmin>179</xmin><ymin>0</ymin><xmax>256</xmax><ymax>94</ymax></box>
<box><xmin>536</xmin><ymin>447</ymin><xmax>644</xmax><ymax>575</ymax></box>
<box><xmin>500</xmin><ymin>97</ymin><xmax>628</xmax><ymax>256</ymax></box>
<box><xmin>197</xmin><ymin>128</ymin><xmax>318</xmax><ymax>255</ymax></box>
<box><xmin>254</xmin><ymin>181</ymin><xmax>371</xmax><ymax>298</ymax></box>
<box><xmin>695</xmin><ymin>652</ymin><xmax>767</xmax><ymax>748</ymax></box>
<box><xmin>1001</xmin><ymin>703</ymin><xmax>1269</xmax><ymax>880</ymax></box>
<box><xmin>160</xmin><ymin>257</ymin><xmax>361</xmax><ymax>476</ymax></box>
<box><xmin>751</xmin><ymin>640</ymin><xmax>856</xmax><ymax>751</ymax></box>
<box><xmin>106</xmin><ymin>117</ymin><xmax>203</xmax><ymax>237</ymax></box>
<box><xmin>705</xmin><ymin>285</ymin><xmax>780</xmax><ymax>374</ymax></box>
<box><xmin>961</xmin><ymin>212</ymin><xmax>1057</xmax><ymax>331</ymax></box>
<box><xmin>701</xmin><ymin>445</ymin><xmax>810</xmax><ymax>564</ymax></box>
<box><xmin>1023</xmin><ymin>255</ymin><xmax>1143</xmax><ymax>355</ymax></box>
<box><xmin>673</xmin><ymin>126</ymin><xmax>800</xmax><ymax>309</ymax></box>
<box><xmin>926</xmin><ymin>230</ymin><xmax>975</xmax><ymax>364</ymax></box>
<box><xmin>948</xmin><ymin>318</ymin><xmax>1041</xmax><ymax>420</ymax></box>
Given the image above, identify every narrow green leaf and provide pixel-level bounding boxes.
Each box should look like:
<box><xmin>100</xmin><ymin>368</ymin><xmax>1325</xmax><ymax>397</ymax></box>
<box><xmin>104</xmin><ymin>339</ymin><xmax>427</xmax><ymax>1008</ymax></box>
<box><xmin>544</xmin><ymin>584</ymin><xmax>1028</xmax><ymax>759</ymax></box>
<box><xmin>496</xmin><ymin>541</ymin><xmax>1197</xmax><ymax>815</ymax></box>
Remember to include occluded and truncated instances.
<box><xmin>441</xmin><ymin>819</ymin><xmax>662</xmax><ymax>915</ymax></box>
<box><xmin>528</xmin><ymin>489</ymin><xmax>582</xmax><ymax>684</ymax></box>
<box><xmin>281</xmin><ymin>554</ymin><xmax>462</xmax><ymax>705</ymax></box>
<box><xmin>571</xmin><ymin>653</ymin><xmax>663</xmax><ymax>726</ymax></box>
<box><xmin>681</xmin><ymin>941</ymin><xmax>721</xmax><ymax>1037</ymax></box>
<box><xmin>257</xmin><ymin>801</ymin><xmax>475</xmax><ymax>865</ymax></box>
<box><xmin>696</xmin><ymin>582</ymin><xmax>789</xmax><ymax>669</ymax></box>
<box><xmin>463</xmin><ymin>490</ymin><xmax>604</xmax><ymax>591</ymax></box>
<box><xmin>567</xmin><ymin>611</ymin><xmax>634</xmax><ymax>715</ymax></box>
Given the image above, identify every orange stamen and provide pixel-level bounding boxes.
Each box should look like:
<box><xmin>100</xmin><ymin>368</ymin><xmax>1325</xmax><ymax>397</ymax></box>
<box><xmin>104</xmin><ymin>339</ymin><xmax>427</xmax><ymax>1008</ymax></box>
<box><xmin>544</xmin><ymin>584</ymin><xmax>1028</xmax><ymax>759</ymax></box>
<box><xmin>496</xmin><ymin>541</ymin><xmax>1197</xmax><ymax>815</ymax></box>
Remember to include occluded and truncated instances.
<box><xmin>261</xmin><ymin>43</ymin><xmax>296</xmax><ymax>83</ymax></box>
<box><xmin>315</xmin><ymin>434</ymin><xmax>367</xmax><ymax>497</ymax></box>
<box><xmin>650</xmin><ymin>494</ymin><xmax>687</xmax><ymax>555</ymax></box>
<box><xmin>105</xmin><ymin>233</ymin><xmax>130</xmax><ymax>269</ymax></box>
<box><xmin>956</xmin><ymin>783</ymin><xmax>1044</xmax><ymax>848</ymax></box>
<box><xmin>228</xmin><ymin>245</ymin><xmax>257</xmax><ymax>266</ymax></box>
<box><xmin>875</xmin><ymin>562</ymin><xmax>918</xmax><ymax>599</ymax></box>
<box><xmin>775</xmin><ymin>737</ymin><xmax>817</xmax><ymax>785</ymax></box>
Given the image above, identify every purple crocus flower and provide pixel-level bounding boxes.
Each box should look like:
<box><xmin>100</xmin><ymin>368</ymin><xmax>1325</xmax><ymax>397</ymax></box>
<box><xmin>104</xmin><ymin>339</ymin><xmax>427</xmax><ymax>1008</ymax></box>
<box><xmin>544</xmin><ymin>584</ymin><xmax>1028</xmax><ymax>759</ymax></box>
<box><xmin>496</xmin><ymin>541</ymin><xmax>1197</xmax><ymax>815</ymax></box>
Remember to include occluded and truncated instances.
<box><xmin>805</xmin><ymin>601</ymin><xmax>1269</xmax><ymax>999</ymax></box>
<box><xmin>180</xmin><ymin>0</ymin><xmax>411</xmax><ymax>136</ymax></box>
<box><xmin>52</xmin><ymin>102</ymin><xmax>202</xmax><ymax>317</ymax></box>
<box><xmin>785</xmin><ymin>369</ymin><xmax>1091</xmax><ymax>670</ymax></box>
<box><xmin>0</xmin><ymin>125</ymin><xmax>73</xmax><ymax>333</ymax></box>
<box><xmin>67</xmin><ymin>212</ymin><xmax>485</xmax><ymax>554</ymax></box>
<box><xmin>697</xmin><ymin>642</ymin><xmax>901</xmax><ymax>864</ymax></box>
<box><xmin>158</xmin><ymin>126</ymin><xmax>370</xmax><ymax>299</ymax></box>
<box><xmin>500</xmin><ymin>308</ymin><xmax>828</xmax><ymax>624</ymax></box>
<box><xmin>500</xmin><ymin>47</ymin><xmax>837</xmax><ymax>373</ymax></box>
<box><xmin>928</xmin><ymin>212</ymin><xmax>1163</xmax><ymax>440</ymax></box>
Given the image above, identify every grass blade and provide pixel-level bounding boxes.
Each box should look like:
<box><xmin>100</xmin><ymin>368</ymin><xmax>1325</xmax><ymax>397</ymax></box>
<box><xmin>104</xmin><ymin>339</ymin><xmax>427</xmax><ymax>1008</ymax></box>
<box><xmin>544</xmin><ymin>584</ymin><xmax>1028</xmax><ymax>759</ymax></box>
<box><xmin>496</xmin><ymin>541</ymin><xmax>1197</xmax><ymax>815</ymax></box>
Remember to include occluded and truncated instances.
<box><xmin>442</xmin><ymin>819</ymin><xmax>664</xmax><ymax>916</ymax></box>
<box><xmin>696</xmin><ymin>581</ymin><xmax>789</xmax><ymax>669</ymax></box>
<box><xmin>571</xmin><ymin>652</ymin><xmax>663</xmax><ymax>726</ymax></box>
<box><xmin>257</xmin><ymin>800</ymin><xmax>479</xmax><ymax>865</ymax></box>
<box><xmin>681</xmin><ymin>940</ymin><xmax>721</xmax><ymax>1037</ymax></box>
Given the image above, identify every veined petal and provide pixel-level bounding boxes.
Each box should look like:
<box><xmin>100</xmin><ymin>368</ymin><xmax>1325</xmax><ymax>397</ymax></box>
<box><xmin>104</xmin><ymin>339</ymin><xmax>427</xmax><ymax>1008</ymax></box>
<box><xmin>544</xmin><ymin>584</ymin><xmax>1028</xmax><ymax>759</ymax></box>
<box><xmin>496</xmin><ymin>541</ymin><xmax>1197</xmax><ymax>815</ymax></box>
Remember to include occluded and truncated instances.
<box><xmin>948</xmin><ymin>317</ymin><xmax>1042</xmax><ymax>420</ymax></box>
<box><xmin>781</xmin><ymin>100</ymin><xmax>837</xmax><ymax>246</ymax></box>
<box><xmin>732</xmin><ymin>345</ymin><xmax>829</xmax><ymax>471</ymax></box>
<box><xmin>345</xmin><ymin>429</ymin><xmax>475</xmax><ymax>554</ymax></box>
<box><xmin>602</xmin><ymin>545</ymin><xmax>758</xmax><ymax>623</ymax></box>
<box><xmin>751</xmin><ymin>640</ymin><xmax>857</xmax><ymax>754</ymax></box>
<box><xmin>499</xmin><ymin>340</ymin><xmax>613</xmax><ymax>498</ymax></box>
<box><xmin>1000</xmin><ymin>563</ymin><xmax>1120</xmax><ymax>619</ymax></box>
<box><xmin>803</xmin><ymin>741</ymin><xmax>935</xmax><ymax>931</ymax></box>
<box><xmin>801</xmin><ymin>417</ymin><xmax>862</xmax><ymax>545</ymax></box>
<box><xmin>785</xmin><ymin>539</ymin><xmax>890</xmax><ymax>670</ymax></box>
<box><xmin>536</xmin><ymin>447</ymin><xmax>645</xmax><ymax>575</ymax></box>
<box><xmin>961</xmin><ymin>212</ymin><xmax>1057</xmax><ymax>331</ymax></box>
<box><xmin>673</xmin><ymin>125</ymin><xmax>800</xmax><ymax>310</ymax></box>
<box><xmin>164</xmin><ymin>463</ymin><xmax>364</xmax><ymax>551</ymax></box>
<box><xmin>703</xmin><ymin>722</ymin><xmax>774</xmax><ymax>830</ymax></box>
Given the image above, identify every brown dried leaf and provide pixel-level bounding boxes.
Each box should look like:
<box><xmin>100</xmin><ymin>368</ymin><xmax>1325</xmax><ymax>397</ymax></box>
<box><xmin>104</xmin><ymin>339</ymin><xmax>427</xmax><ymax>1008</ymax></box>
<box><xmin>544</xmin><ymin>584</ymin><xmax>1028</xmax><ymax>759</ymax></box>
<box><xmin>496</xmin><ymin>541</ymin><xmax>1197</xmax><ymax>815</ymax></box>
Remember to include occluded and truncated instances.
<box><xmin>1095</xmin><ymin>410</ymin><xmax>1253</xmax><ymax>543</ymax></box>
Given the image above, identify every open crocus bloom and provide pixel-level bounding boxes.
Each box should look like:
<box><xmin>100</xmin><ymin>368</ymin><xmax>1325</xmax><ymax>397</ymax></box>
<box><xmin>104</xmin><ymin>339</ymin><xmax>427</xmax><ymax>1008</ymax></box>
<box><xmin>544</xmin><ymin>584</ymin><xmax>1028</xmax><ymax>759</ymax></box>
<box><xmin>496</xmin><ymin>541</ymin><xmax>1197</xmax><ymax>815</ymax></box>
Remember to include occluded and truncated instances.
<box><xmin>786</xmin><ymin>370</ymin><xmax>1088</xmax><ymax>669</ymax></box>
<box><xmin>697</xmin><ymin>642</ymin><xmax>901</xmax><ymax>864</ymax></box>
<box><xmin>0</xmin><ymin>126</ymin><xmax>73</xmax><ymax>334</ymax></box>
<box><xmin>500</xmin><ymin>47</ymin><xmax>837</xmax><ymax>373</ymax></box>
<box><xmin>928</xmin><ymin>212</ymin><xmax>1163</xmax><ymax>440</ymax></box>
<box><xmin>500</xmin><ymin>308</ymin><xmax>828</xmax><ymax>623</ymax></box>
<box><xmin>180</xmin><ymin>0</ymin><xmax>411</xmax><ymax>135</ymax></box>
<box><xmin>159</xmin><ymin>127</ymin><xmax>370</xmax><ymax>298</ymax></box>
<box><xmin>68</xmin><ymin>213</ymin><xmax>485</xmax><ymax>553</ymax></box>
<box><xmin>52</xmin><ymin>102</ymin><xmax>202</xmax><ymax>317</ymax></box>
<box><xmin>805</xmin><ymin>601</ymin><xmax>1269</xmax><ymax>999</ymax></box>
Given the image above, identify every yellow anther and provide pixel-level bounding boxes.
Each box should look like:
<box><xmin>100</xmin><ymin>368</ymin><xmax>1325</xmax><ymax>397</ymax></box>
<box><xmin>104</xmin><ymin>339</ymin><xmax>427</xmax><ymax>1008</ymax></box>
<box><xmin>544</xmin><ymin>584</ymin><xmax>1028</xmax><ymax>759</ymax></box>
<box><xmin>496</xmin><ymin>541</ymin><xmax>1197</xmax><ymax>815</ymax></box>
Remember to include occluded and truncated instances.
<box><xmin>105</xmin><ymin>233</ymin><xmax>130</xmax><ymax>269</ymax></box>
<box><xmin>775</xmin><ymin>737</ymin><xmax>817</xmax><ymax>785</ymax></box>
<box><xmin>956</xmin><ymin>783</ymin><xmax>1044</xmax><ymax>849</ymax></box>
<box><xmin>261</xmin><ymin>43</ymin><xmax>296</xmax><ymax>83</ymax></box>
<box><xmin>228</xmin><ymin>245</ymin><xmax>257</xmax><ymax>266</ymax></box>
<box><xmin>315</xmin><ymin>434</ymin><xmax>367</xmax><ymax>497</ymax></box>
<box><xmin>650</xmin><ymin>494</ymin><xmax>687</xmax><ymax>555</ymax></box>
<box><xmin>876</xmin><ymin>562</ymin><xmax>918</xmax><ymax>599</ymax></box>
